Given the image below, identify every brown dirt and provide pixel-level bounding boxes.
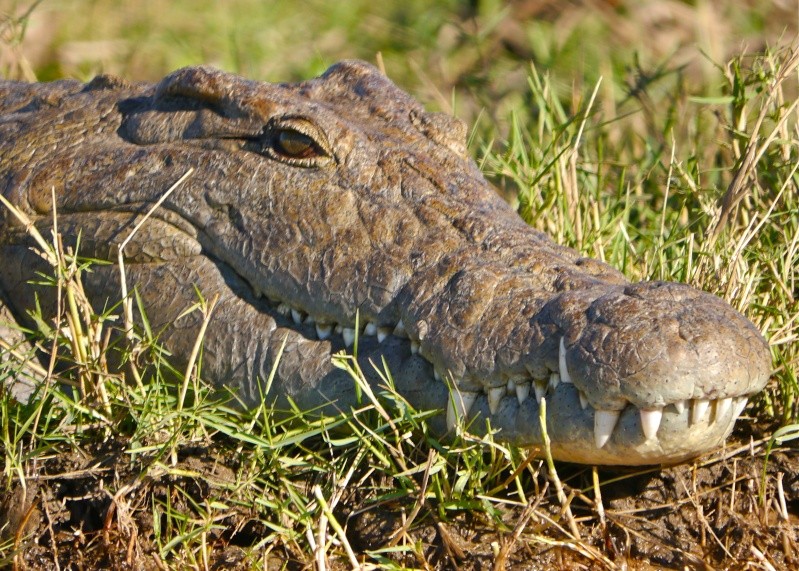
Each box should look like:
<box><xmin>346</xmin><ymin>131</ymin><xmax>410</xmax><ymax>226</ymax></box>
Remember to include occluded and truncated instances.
<box><xmin>1</xmin><ymin>420</ymin><xmax>797</xmax><ymax>571</ymax></box>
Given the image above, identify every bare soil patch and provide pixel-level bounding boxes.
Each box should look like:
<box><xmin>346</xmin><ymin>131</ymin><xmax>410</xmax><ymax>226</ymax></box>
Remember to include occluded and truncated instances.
<box><xmin>2</xmin><ymin>419</ymin><xmax>797</xmax><ymax>570</ymax></box>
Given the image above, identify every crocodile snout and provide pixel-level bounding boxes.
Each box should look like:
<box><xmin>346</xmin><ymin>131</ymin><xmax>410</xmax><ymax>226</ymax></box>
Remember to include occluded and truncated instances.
<box><xmin>385</xmin><ymin>278</ymin><xmax>770</xmax><ymax>464</ymax></box>
<box><xmin>556</xmin><ymin>282</ymin><xmax>770</xmax><ymax>457</ymax></box>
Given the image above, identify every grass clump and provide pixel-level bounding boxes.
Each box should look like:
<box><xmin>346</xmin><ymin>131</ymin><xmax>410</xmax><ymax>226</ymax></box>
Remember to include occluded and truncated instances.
<box><xmin>482</xmin><ymin>45</ymin><xmax>798</xmax><ymax>423</ymax></box>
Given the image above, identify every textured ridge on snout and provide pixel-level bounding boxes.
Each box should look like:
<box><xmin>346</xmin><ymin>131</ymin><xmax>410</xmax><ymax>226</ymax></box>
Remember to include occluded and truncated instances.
<box><xmin>566</xmin><ymin>282</ymin><xmax>771</xmax><ymax>410</ymax></box>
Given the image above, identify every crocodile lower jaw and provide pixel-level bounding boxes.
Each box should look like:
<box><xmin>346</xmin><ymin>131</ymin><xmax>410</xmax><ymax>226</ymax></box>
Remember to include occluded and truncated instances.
<box><xmin>264</xmin><ymin>298</ymin><xmax>751</xmax><ymax>457</ymax></box>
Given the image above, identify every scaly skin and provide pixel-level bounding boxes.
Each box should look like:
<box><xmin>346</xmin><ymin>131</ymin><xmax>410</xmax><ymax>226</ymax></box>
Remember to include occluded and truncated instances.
<box><xmin>0</xmin><ymin>62</ymin><xmax>771</xmax><ymax>464</ymax></box>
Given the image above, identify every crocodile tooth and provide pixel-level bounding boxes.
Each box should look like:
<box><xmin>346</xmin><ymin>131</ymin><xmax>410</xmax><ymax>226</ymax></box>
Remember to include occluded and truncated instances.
<box><xmin>733</xmin><ymin>397</ymin><xmax>749</xmax><ymax>418</ymax></box>
<box><xmin>446</xmin><ymin>390</ymin><xmax>478</xmax><ymax>430</ymax></box>
<box><xmin>488</xmin><ymin>386</ymin><xmax>505</xmax><ymax>414</ymax></box>
<box><xmin>548</xmin><ymin>372</ymin><xmax>560</xmax><ymax>391</ymax></box>
<box><xmin>691</xmin><ymin>398</ymin><xmax>711</xmax><ymax>424</ymax></box>
<box><xmin>715</xmin><ymin>397</ymin><xmax>732</xmax><ymax>420</ymax></box>
<box><xmin>276</xmin><ymin>303</ymin><xmax>291</xmax><ymax>316</ymax></box>
<box><xmin>393</xmin><ymin>320</ymin><xmax>408</xmax><ymax>338</ymax></box>
<box><xmin>364</xmin><ymin>322</ymin><xmax>378</xmax><ymax>336</ymax></box>
<box><xmin>672</xmin><ymin>400</ymin><xmax>686</xmax><ymax>414</ymax></box>
<box><xmin>506</xmin><ymin>378</ymin><xmax>516</xmax><ymax>395</ymax></box>
<box><xmin>291</xmin><ymin>308</ymin><xmax>305</xmax><ymax>325</ymax></box>
<box><xmin>377</xmin><ymin>326</ymin><xmax>392</xmax><ymax>343</ymax></box>
<box><xmin>334</xmin><ymin>324</ymin><xmax>343</xmax><ymax>334</ymax></box>
<box><xmin>410</xmin><ymin>340</ymin><xmax>420</xmax><ymax>354</ymax></box>
<box><xmin>578</xmin><ymin>390</ymin><xmax>589</xmax><ymax>410</ymax></box>
<box><xmin>304</xmin><ymin>314</ymin><xmax>315</xmax><ymax>325</ymax></box>
<box><xmin>558</xmin><ymin>337</ymin><xmax>573</xmax><ymax>383</ymax></box>
<box><xmin>640</xmin><ymin>408</ymin><xmax>663</xmax><ymax>440</ymax></box>
<box><xmin>533</xmin><ymin>379</ymin><xmax>547</xmax><ymax>403</ymax></box>
<box><xmin>515</xmin><ymin>381</ymin><xmax>531</xmax><ymax>404</ymax></box>
<box><xmin>434</xmin><ymin>369</ymin><xmax>442</xmax><ymax>382</ymax></box>
<box><xmin>342</xmin><ymin>327</ymin><xmax>356</xmax><ymax>347</ymax></box>
<box><xmin>253</xmin><ymin>286</ymin><xmax>264</xmax><ymax>299</ymax></box>
<box><xmin>594</xmin><ymin>409</ymin><xmax>621</xmax><ymax>449</ymax></box>
<box><xmin>315</xmin><ymin>323</ymin><xmax>333</xmax><ymax>340</ymax></box>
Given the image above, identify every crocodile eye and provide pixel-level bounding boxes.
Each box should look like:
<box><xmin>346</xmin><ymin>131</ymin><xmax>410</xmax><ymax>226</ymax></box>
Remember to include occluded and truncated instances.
<box><xmin>262</xmin><ymin>118</ymin><xmax>332</xmax><ymax>167</ymax></box>
<box><xmin>275</xmin><ymin>129</ymin><xmax>318</xmax><ymax>159</ymax></box>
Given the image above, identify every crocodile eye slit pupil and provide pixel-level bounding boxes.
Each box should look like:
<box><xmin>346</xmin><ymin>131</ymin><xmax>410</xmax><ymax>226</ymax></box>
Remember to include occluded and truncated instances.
<box><xmin>274</xmin><ymin>129</ymin><xmax>318</xmax><ymax>159</ymax></box>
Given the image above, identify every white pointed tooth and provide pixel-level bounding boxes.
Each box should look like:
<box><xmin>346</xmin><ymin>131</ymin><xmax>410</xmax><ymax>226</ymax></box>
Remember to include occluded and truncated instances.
<box><xmin>533</xmin><ymin>379</ymin><xmax>547</xmax><ymax>404</ymax></box>
<box><xmin>715</xmin><ymin>397</ymin><xmax>732</xmax><ymax>420</ymax></box>
<box><xmin>548</xmin><ymin>372</ymin><xmax>560</xmax><ymax>391</ymax></box>
<box><xmin>640</xmin><ymin>408</ymin><xmax>663</xmax><ymax>440</ymax></box>
<box><xmin>291</xmin><ymin>308</ymin><xmax>305</xmax><ymax>325</ymax></box>
<box><xmin>446</xmin><ymin>390</ymin><xmax>477</xmax><ymax>430</ymax></box>
<box><xmin>460</xmin><ymin>391</ymin><xmax>478</xmax><ymax>416</ymax></box>
<box><xmin>578</xmin><ymin>390</ymin><xmax>589</xmax><ymax>410</ymax></box>
<box><xmin>672</xmin><ymin>400</ymin><xmax>686</xmax><ymax>414</ymax></box>
<box><xmin>691</xmin><ymin>399</ymin><xmax>711</xmax><ymax>424</ymax></box>
<box><xmin>377</xmin><ymin>326</ymin><xmax>392</xmax><ymax>343</ymax></box>
<box><xmin>410</xmin><ymin>340</ymin><xmax>420</xmax><ymax>354</ymax></box>
<box><xmin>488</xmin><ymin>386</ymin><xmax>505</xmax><ymax>414</ymax></box>
<box><xmin>433</xmin><ymin>369</ymin><xmax>442</xmax><ymax>382</ymax></box>
<box><xmin>334</xmin><ymin>324</ymin><xmax>343</xmax><ymax>334</ymax></box>
<box><xmin>506</xmin><ymin>378</ymin><xmax>516</xmax><ymax>395</ymax></box>
<box><xmin>315</xmin><ymin>323</ymin><xmax>333</xmax><ymax>340</ymax></box>
<box><xmin>342</xmin><ymin>327</ymin><xmax>356</xmax><ymax>347</ymax></box>
<box><xmin>364</xmin><ymin>322</ymin><xmax>378</xmax><ymax>336</ymax></box>
<box><xmin>276</xmin><ymin>303</ymin><xmax>291</xmax><ymax>316</ymax></box>
<box><xmin>559</xmin><ymin>337</ymin><xmax>573</xmax><ymax>384</ymax></box>
<box><xmin>446</xmin><ymin>402</ymin><xmax>457</xmax><ymax>430</ymax></box>
<box><xmin>304</xmin><ymin>314</ymin><xmax>315</xmax><ymax>325</ymax></box>
<box><xmin>594</xmin><ymin>409</ymin><xmax>621</xmax><ymax>449</ymax></box>
<box><xmin>733</xmin><ymin>397</ymin><xmax>749</xmax><ymax>418</ymax></box>
<box><xmin>515</xmin><ymin>381</ymin><xmax>531</xmax><ymax>405</ymax></box>
<box><xmin>393</xmin><ymin>320</ymin><xmax>408</xmax><ymax>338</ymax></box>
<box><xmin>253</xmin><ymin>286</ymin><xmax>264</xmax><ymax>299</ymax></box>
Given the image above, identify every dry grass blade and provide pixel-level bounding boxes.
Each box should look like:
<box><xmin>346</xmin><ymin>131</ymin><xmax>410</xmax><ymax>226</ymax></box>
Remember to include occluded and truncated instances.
<box><xmin>177</xmin><ymin>292</ymin><xmax>218</xmax><ymax>413</ymax></box>
<box><xmin>538</xmin><ymin>397</ymin><xmax>580</xmax><ymax>540</ymax></box>
<box><xmin>313</xmin><ymin>485</ymin><xmax>362</xmax><ymax>570</ymax></box>
<box><xmin>0</xmin><ymin>188</ymin><xmax>114</xmax><ymax>413</ymax></box>
<box><xmin>492</xmin><ymin>482</ymin><xmax>547</xmax><ymax>571</ymax></box>
<box><xmin>117</xmin><ymin>168</ymin><xmax>193</xmax><ymax>387</ymax></box>
<box><xmin>710</xmin><ymin>45</ymin><xmax>799</xmax><ymax>240</ymax></box>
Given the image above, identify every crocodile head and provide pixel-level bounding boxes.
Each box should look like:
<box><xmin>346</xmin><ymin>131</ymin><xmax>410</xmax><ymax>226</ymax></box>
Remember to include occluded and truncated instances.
<box><xmin>0</xmin><ymin>62</ymin><xmax>771</xmax><ymax>465</ymax></box>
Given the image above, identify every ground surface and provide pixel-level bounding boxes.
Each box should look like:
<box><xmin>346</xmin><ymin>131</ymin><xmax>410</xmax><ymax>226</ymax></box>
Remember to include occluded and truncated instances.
<box><xmin>2</xmin><ymin>416</ymin><xmax>797</xmax><ymax>570</ymax></box>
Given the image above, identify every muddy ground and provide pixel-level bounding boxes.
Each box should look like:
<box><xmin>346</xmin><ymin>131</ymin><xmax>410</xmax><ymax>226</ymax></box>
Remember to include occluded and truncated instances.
<box><xmin>1</xmin><ymin>420</ymin><xmax>797</xmax><ymax>571</ymax></box>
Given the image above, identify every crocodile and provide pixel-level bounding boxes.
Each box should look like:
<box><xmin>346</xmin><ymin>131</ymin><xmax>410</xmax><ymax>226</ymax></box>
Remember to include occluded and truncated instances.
<box><xmin>0</xmin><ymin>61</ymin><xmax>771</xmax><ymax>465</ymax></box>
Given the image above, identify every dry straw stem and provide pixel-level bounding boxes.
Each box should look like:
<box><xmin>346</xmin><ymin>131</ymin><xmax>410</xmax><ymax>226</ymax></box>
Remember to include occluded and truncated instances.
<box><xmin>538</xmin><ymin>398</ymin><xmax>581</xmax><ymax>540</ymax></box>
<box><xmin>710</xmin><ymin>44</ymin><xmax>799</xmax><ymax>241</ymax></box>
<box><xmin>117</xmin><ymin>168</ymin><xmax>194</xmax><ymax>388</ymax></box>
<box><xmin>313</xmin><ymin>484</ymin><xmax>361</xmax><ymax>570</ymax></box>
<box><xmin>176</xmin><ymin>291</ymin><xmax>218</xmax><ymax>414</ymax></box>
<box><xmin>385</xmin><ymin>448</ymin><xmax>436</xmax><ymax>548</ymax></box>
<box><xmin>491</xmin><ymin>481</ymin><xmax>548</xmax><ymax>571</ymax></box>
<box><xmin>0</xmin><ymin>338</ymin><xmax>47</xmax><ymax>380</ymax></box>
<box><xmin>565</xmin><ymin>77</ymin><xmax>603</xmax><ymax>248</ymax></box>
<box><xmin>0</xmin><ymin>189</ymin><xmax>113</xmax><ymax>413</ymax></box>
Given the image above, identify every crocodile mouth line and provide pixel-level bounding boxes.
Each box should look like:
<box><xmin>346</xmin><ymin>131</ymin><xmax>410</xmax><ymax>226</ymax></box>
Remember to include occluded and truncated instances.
<box><xmin>248</xmin><ymin>287</ymin><xmax>750</xmax><ymax>451</ymax></box>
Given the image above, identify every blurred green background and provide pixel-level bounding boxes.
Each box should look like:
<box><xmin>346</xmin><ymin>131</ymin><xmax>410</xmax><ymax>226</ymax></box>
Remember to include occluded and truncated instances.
<box><xmin>3</xmin><ymin>0</ymin><xmax>796</xmax><ymax>135</ymax></box>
